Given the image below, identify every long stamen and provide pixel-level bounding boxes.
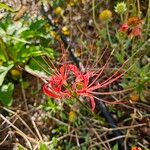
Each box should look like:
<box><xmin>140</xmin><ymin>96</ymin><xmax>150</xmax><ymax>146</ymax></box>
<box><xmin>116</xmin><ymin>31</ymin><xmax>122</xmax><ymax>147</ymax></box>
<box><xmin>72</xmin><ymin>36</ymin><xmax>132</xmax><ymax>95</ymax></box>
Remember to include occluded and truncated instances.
<box><xmin>89</xmin><ymin>88</ymin><xmax>132</xmax><ymax>95</ymax></box>
<box><xmin>97</xmin><ymin>59</ymin><xmax>128</xmax><ymax>86</ymax></box>
<box><xmin>99</xmin><ymin>63</ymin><xmax>133</xmax><ymax>88</ymax></box>
<box><xmin>46</xmin><ymin>55</ymin><xmax>61</xmax><ymax>76</ymax></box>
<box><xmin>88</xmin><ymin>62</ymin><xmax>134</xmax><ymax>91</ymax></box>
<box><xmin>87</xmin><ymin>50</ymin><xmax>113</xmax><ymax>88</ymax></box>
<box><xmin>93</xmin><ymin>95</ymin><xmax>129</xmax><ymax>105</ymax></box>
<box><xmin>31</xmin><ymin>56</ymin><xmax>52</xmax><ymax>75</ymax></box>
<box><xmin>92</xmin><ymin>45</ymin><xmax>108</xmax><ymax>69</ymax></box>
<box><xmin>41</xmin><ymin>56</ymin><xmax>56</xmax><ymax>75</ymax></box>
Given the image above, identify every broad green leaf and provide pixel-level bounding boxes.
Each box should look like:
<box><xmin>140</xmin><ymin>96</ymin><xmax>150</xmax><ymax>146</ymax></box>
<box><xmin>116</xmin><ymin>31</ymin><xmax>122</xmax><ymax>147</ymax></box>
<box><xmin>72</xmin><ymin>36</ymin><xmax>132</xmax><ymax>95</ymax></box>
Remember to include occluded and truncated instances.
<box><xmin>30</xmin><ymin>20</ymin><xmax>47</xmax><ymax>31</ymax></box>
<box><xmin>0</xmin><ymin>64</ymin><xmax>14</xmax><ymax>86</ymax></box>
<box><xmin>25</xmin><ymin>65</ymin><xmax>47</xmax><ymax>79</ymax></box>
<box><xmin>113</xmin><ymin>143</ymin><xmax>118</xmax><ymax>150</ymax></box>
<box><xmin>0</xmin><ymin>38</ymin><xmax>7</xmax><ymax>62</ymax></box>
<box><xmin>43</xmin><ymin>47</ymin><xmax>55</xmax><ymax>58</ymax></box>
<box><xmin>0</xmin><ymin>2</ymin><xmax>15</xmax><ymax>12</ymax></box>
<box><xmin>39</xmin><ymin>143</ymin><xmax>49</xmax><ymax>150</ymax></box>
<box><xmin>18</xmin><ymin>145</ymin><xmax>25</xmax><ymax>150</ymax></box>
<box><xmin>0</xmin><ymin>83</ymin><xmax>14</xmax><ymax>106</ymax></box>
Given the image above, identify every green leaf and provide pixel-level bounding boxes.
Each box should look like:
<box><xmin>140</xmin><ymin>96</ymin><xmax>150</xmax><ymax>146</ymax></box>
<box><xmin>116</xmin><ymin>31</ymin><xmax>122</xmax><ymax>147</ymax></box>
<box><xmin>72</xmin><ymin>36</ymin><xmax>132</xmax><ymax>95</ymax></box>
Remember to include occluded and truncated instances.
<box><xmin>0</xmin><ymin>2</ymin><xmax>15</xmax><ymax>12</ymax></box>
<box><xmin>30</xmin><ymin>20</ymin><xmax>47</xmax><ymax>31</ymax></box>
<box><xmin>0</xmin><ymin>64</ymin><xmax>14</xmax><ymax>86</ymax></box>
<box><xmin>112</xmin><ymin>143</ymin><xmax>118</xmax><ymax>150</ymax></box>
<box><xmin>18</xmin><ymin>145</ymin><xmax>25</xmax><ymax>150</ymax></box>
<box><xmin>39</xmin><ymin>143</ymin><xmax>49</xmax><ymax>150</ymax></box>
<box><xmin>25</xmin><ymin>65</ymin><xmax>47</xmax><ymax>79</ymax></box>
<box><xmin>43</xmin><ymin>47</ymin><xmax>55</xmax><ymax>58</ymax></box>
<box><xmin>0</xmin><ymin>40</ymin><xmax>7</xmax><ymax>62</ymax></box>
<box><xmin>0</xmin><ymin>83</ymin><xmax>14</xmax><ymax>106</ymax></box>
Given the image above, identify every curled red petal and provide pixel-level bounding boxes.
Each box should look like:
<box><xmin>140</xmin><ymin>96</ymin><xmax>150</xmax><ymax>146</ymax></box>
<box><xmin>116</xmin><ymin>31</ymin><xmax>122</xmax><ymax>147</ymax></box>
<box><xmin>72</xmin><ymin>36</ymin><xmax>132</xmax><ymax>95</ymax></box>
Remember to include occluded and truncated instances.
<box><xmin>88</xmin><ymin>95</ymin><xmax>95</xmax><ymax>111</ymax></box>
<box><xmin>66</xmin><ymin>64</ymin><xmax>79</xmax><ymax>76</ymax></box>
<box><xmin>76</xmin><ymin>91</ymin><xmax>95</xmax><ymax>111</ymax></box>
<box><xmin>43</xmin><ymin>84</ymin><xmax>60</xmax><ymax>99</ymax></box>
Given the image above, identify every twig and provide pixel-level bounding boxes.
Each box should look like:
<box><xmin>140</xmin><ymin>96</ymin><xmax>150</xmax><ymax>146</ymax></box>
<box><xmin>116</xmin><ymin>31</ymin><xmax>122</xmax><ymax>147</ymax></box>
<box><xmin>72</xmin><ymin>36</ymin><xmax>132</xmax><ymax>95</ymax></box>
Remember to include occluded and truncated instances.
<box><xmin>0</xmin><ymin>134</ymin><xmax>9</xmax><ymax>145</ymax></box>
<box><xmin>0</xmin><ymin>114</ymin><xmax>38</xmax><ymax>149</ymax></box>
<box><xmin>48</xmin><ymin>115</ymin><xmax>70</xmax><ymax>127</ymax></box>
<box><xmin>31</xmin><ymin>119</ymin><xmax>43</xmax><ymax>142</ymax></box>
<box><xmin>2</xmin><ymin>107</ymin><xmax>37</xmax><ymax>139</ymax></box>
<box><xmin>20</xmin><ymin>76</ymin><xmax>28</xmax><ymax>111</ymax></box>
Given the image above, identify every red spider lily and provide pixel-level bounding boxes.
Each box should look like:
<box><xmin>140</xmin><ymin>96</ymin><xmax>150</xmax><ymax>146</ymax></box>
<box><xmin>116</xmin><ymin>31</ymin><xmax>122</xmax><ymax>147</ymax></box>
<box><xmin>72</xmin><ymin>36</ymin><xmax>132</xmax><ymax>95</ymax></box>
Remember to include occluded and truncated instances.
<box><xmin>43</xmin><ymin>74</ymin><xmax>71</xmax><ymax>99</ymax></box>
<box><xmin>73</xmin><ymin>58</ymin><xmax>130</xmax><ymax>111</ymax></box>
<box><xmin>73</xmin><ymin>72</ymin><xmax>96</xmax><ymax>111</ymax></box>
<box><xmin>73</xmin><ymin>67</ymin><xmax>128</xmax><ymax>111</ymax></box>
<box><xmin>43</xmin><ymin>64</ymin><xmax>79</xmax><ymax>99</ymax></box>
<box><xmin>43</xmin><ymin>61</ymin><xmax>130</xmax><ymax>111</ymax></box>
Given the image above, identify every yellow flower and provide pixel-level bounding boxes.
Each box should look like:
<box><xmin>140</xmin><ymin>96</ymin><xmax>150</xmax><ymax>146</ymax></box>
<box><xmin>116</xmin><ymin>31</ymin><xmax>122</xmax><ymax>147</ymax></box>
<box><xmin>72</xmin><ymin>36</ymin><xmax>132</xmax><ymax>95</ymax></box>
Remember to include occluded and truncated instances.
<box><xmin>99</xmin><ymin>9</ymin><xmax>112</xmax><ymax>21</ymax></box>
<box><xmin>10</xmin><ymin>69</ymin><xmax>21</xmax><ymax>77</ymax></box>
<box><xmin>130</xmin><ymin>92</ymin><xmax>139</xmax><ymax>102</ymax></box>
<box><xmin>54</xmin><ymin>7</ymin><xmax>64</xmax><ymax>16</ymax></box>
<box><xmin>68</xmin><ymin>111</ymin><xmax>76</xmax><ymax>123</ymax></box>
<box><xmin>50</xmin><ymin>31</ymin><xmax>60</xmax><ymax>40</ymax></box>
<box><xmin>62</xmin><ymin>26</ymin><xmax>70</xmax><ymax>36</ymax></box>
<box><xmin>114</xmin><ymin>2</ymin><xmax>127</xmax><ymax>14</ymax></box>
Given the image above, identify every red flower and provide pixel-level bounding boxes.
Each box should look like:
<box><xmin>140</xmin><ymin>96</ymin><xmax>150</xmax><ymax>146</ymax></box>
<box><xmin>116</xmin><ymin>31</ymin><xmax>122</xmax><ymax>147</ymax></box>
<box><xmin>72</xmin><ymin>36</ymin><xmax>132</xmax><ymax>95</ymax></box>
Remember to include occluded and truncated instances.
<box><xmin>119</xmin><ymin>24</ymin><xmax>129</xmax><ymax>32</ymax></box>
<box><xmin>43</xmin><ymin>64</ymin><xmax>79</xmax><ymax>99</ymax></box>
<box><xmin>119</xmin><ymin>16</ymin><xmax>143</xmax><ymax>38</ymax></box>
<box><xmin>129</xmin><ymin>27</ymin><xmax>142</xmax><ymax>37</ymax></box>
<box><xmin>73</xmin><ymin>72</ymin><xmax>96</xmax><ymax>111</ymax></box>
<box><xmin>131</xmin><ymin>146</ymin><xmax>142</xmax><ymax>150</ymax></box>
<box><xmin>43</xmin><ymin>63</ymin><xmax>128</xmax><ymax>111</ymax></box>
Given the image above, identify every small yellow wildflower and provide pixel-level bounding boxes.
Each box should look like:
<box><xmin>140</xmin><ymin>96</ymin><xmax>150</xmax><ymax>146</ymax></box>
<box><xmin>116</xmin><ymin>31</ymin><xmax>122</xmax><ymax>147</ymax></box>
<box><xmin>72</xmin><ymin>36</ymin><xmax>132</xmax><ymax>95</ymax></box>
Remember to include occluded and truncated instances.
<box><xmin>50</xmin><ymin>31</ymin><xmax>60</xmax><ymax>40</ymax></box>
<box><xmin>75</xmin><ymin>48</ymin><xmax>82</xmax><ymax>57</ymax></box>
<box><xmin>114</xmin><ymin>2</ymin><xmax>127</xmax><ymax>14</ymax></box>
<box><xmin>99</xmin><ymin>9</ymin><xmax>112</xmax><ymax>22</ymax></box>
<box><xmin>44</xmin><ymin>23</ymin><xmax>50</xmax><ymax>31</ymax></box>
<box><xmin>54</xmin><ymin>7</ymin><xmax>64</xmax><ymax>16</ymax></box>
<box><xmin>130</xmin><ymin>92</ymin><xmax>139</xmax><ymax>102</ymax></box>
<box><xmin>69</xmin><ymin>2</ymin><xmax>75</xmax><ymax>7</ymax></box>
<box><xmin>69</xmin><ymin>111</ymin><xmax>76</xmax><ymax>123</ymax></box>
<box><xmin>10</xmin><ymin>69</ymin><xmax>21</xmax><ymax>77</ymax></box>
<box><xmin>62</xmin><ymin>26</ymin><xmax>70</xmax><ymax>36</ymax></box>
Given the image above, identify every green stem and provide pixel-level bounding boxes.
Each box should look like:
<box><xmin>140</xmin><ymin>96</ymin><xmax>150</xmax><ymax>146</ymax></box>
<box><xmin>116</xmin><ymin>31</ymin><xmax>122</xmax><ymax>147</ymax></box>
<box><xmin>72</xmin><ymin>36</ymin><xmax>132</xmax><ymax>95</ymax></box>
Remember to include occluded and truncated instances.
<box><xmin>75</xmin><ymin>96</ymin><xmax>104</xmax><ymax>122</ymax></box>
<box><xmin>120</xmin><ymin>14</ymin><xmax>123</xmax><ymax>23</ymax></box>
<box><xmin>0</xmin><ymin>38</ymin><xmax>9</xmax><ymax>61</ymax></box>
<box><xmin>92</xmin><ymin>0</ymin><xmax>101</xmax><ymax>33</ymax></box>
<box><xmin>106</xmin><ymin>22</ymin><xmax>113</xmax><ymax>47</ymax></box>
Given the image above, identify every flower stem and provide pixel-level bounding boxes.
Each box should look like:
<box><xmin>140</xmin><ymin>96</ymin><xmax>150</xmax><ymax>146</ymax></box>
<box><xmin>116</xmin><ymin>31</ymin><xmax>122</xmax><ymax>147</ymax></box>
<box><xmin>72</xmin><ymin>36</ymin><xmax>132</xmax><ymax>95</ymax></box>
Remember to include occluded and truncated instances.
<box><xmin>120</xmin><ymin>14</ymin><xmax>123</xmax><ymax>23</ymax></box>
<box><xmin>106</xmin><ymin>22</ymin><xmax>113</xmax><ymax>47</ymax></box>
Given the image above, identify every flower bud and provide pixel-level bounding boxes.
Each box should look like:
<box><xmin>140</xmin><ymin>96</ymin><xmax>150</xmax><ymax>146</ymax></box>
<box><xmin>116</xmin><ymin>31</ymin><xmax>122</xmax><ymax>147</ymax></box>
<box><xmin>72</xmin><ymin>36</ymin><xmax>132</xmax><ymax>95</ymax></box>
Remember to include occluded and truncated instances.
<box><xmin>54</xmin><ymin>7</ymin><xmax>64</xmax><ymax>16</ymax></box>
<box><xmin>119</xmin><ymin>24</ymin><xmax>129</xmax><ymax>32</ymax></box>
<box><xmin>114</xmin><ymin>2</ymin><xmax>127</xmax><ymax>14</ymax></box>
<box><xmin>62</xmin><ymin>26</ymin><xmax>70</xmax><ymax>36</ymax></box>
<box><xmin>129</xmin><ymin>27</ymin><xmax>142</xmax><ymax>38</ymax></box>
<box><xmin>99</xmin><ymin>9</ymin><xmax>112</xmax><ymax>22</ymax></box>
<box><xmin>127</xmin><ymin>17</ymin><xmax>141</xmax><ymax>27</ymax></box>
